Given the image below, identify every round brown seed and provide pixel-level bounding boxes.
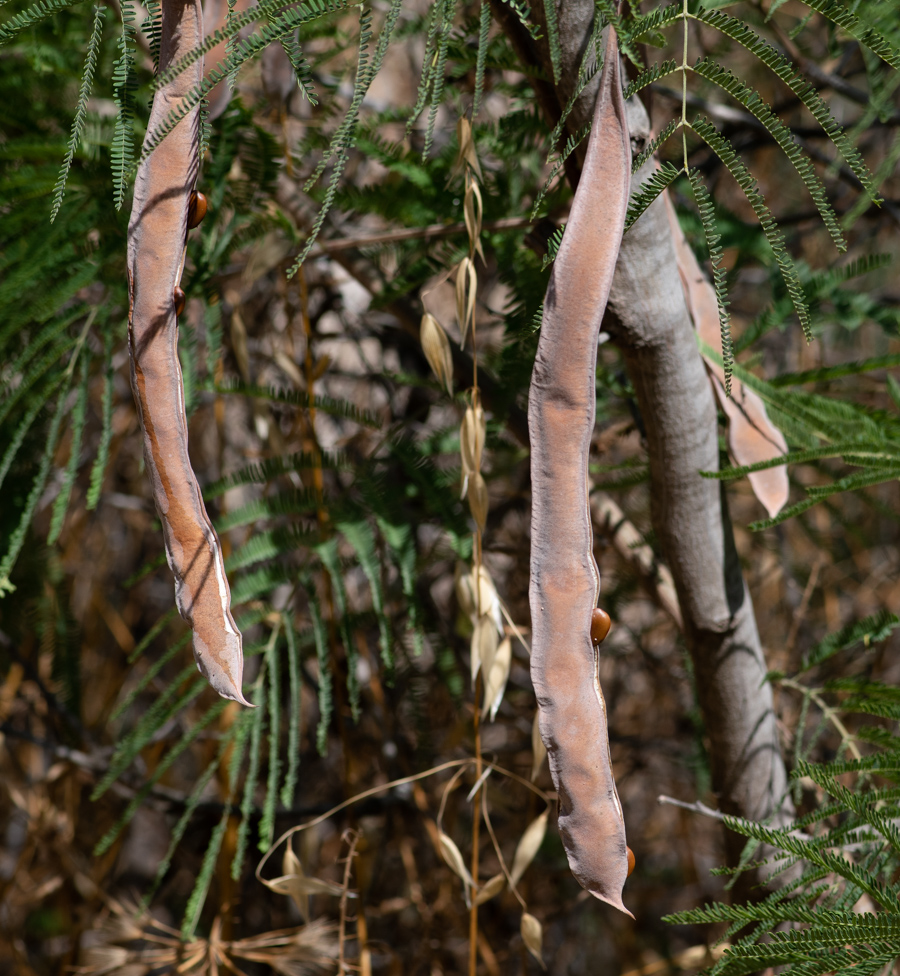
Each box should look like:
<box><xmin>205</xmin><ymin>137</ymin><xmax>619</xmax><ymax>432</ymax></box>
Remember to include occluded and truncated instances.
<box><xmin>590</xmin><ymin>607</ymin><xmax>611</xmax><ymax>645</ymax></box>
<box><xmin>187</xmin><ymin>191</ymin><xmax>208</xmax><ymax>229</ymax></box>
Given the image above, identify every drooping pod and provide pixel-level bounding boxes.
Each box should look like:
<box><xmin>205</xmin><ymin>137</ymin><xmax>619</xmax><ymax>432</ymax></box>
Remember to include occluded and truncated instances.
<box><xmin>126</xmin><ymin>0</ymin><xmax>248</xmax><ymax>705</ymax></box>
<box><xmin>527</xmin><ymin>27</ymin><xmax>632</xmax><ymax>915</ymax></box>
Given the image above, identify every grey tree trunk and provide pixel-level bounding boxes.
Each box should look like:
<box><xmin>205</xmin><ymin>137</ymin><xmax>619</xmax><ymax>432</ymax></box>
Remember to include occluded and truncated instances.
<box><xmin>493</xmin><ymin>0</ymin><xmax>794</xmax><ymax>865</ymax></box>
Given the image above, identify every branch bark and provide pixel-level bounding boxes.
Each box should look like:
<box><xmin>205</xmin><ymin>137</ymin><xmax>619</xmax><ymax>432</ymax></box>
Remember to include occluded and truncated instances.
<box><xmin>495</xmin><ymin>0</ymin><xmax>793</xmax><ymax>867</ymax></box>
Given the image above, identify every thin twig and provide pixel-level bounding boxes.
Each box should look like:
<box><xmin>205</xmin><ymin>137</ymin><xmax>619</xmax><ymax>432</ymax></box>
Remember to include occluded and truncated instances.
<box><xmin>306</xmin><ymin>216</ymin><xmax>533</xmax><ymax>258</ymax></box>
<box><xmin>779</xmin><ymin>677</ymin><xmax>863</xmax><ymax>761</ymax></box>
<box><xmin>657</xmin><ymin>794</ymin><xmax>889</xmax><ymax>854</ymax></box>
<box><xmin>785</xmin><ymin>555</ymin><xmax>824</xmax><ymax>657</ymax></box>
<box><xmin>338</xmin><ymin>829</ymin><xmax>361</xmax><ymax>974</ymax></box>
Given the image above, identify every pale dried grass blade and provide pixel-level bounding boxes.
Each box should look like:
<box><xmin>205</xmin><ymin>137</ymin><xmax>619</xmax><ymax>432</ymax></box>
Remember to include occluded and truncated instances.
<box><xmin>664</xmin><ymin>194</ymin><xmax>788</xmax><ymax>518</ymax></box>
<box><xmin>472</xmin><ymin>564</ymin><xmax>498</xmax><ymax>622</ymax></box>
<box><xmin>482</xmin><ymin>635</ymin><xmax>511</xmax><ymax>720</ymax></box>
<box><xmin>467</xmin><ymin>470</ymin><xmax>489</xmax><ymax>533</ymax></box>
<box><xmin>509</xmin><ymin>810</ymin><xmax>548</xmax><ymax>888</ymax></box>
<box><xmin>521</xmin><ymin>913</ymin><xmax>545</xmax><ymax>968</ymax></box>
<box><xmin>263</xmin><ymin>842</ymin><xmax>345</xmax><ymax>909</ymax></box>
<box><xmin>281</xmin><ymin>844</ymin><xmax>310</xmax><ymax>920</ymax></box>
<box><xmin>456</xmin><ymin>257</ymin><xmax>478</xmax><ymax>347</ymax></box>
<box><xmin>420</xmin><ymin>312</ymin><xmax>454</xmax><ymax>395</ymax></box>
<box><xmin>460</xmin><ymin>402</ymin><xmax>486</xmax><ymax>477</ymax></box>
<box><xmin>475</xmin><ymin>872</ymin><xmax>506</xmax><ymax>905</ymax></box>
<box><xmin>471</xmin><ymin>614</ymin><xmax>499</xmax><ymax>684</ymax></box>
<box><xmin>464</xmin><ymin>175</ymin><xmax>485</xmax><ymax>261</ymax></box>
<box><xmin>456</xmin><ymin>560</ymin><xmax>477</xmax><ymax>619</ymax></box>
<box><xmin>454</xmin><ymin>116</ymin><xmax>483</xmax><ymax>182</ymax></box>
<box><xmin>438</xmin><ymin>831</ymin><xmax>474</xmax><ymax>901</ymax></box>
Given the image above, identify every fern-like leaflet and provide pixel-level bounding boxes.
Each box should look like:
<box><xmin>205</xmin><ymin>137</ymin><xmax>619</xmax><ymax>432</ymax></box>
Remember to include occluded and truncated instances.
<box><xmin>688</xmin><ymin>168</ymin><xmax>733</xmax><ymax>394</ymax></box>
<box><xmin>50</xmin><ymin>3</ymin><xmax>104</xmax><ymax>221</ymax></box>
<box><xmin>689</xmin><ymin>116</ymin><xmax>810</xmax><ymax>339</ymax></box>
<box><xmin>624</xmin><ymin>161</ymin><xmax>682</xmax><ymax>233</ymax></box>
<box><xmin>110</xmin><ymin>0</ymin><xmax>136</xmax><ymax>209</ymax></box>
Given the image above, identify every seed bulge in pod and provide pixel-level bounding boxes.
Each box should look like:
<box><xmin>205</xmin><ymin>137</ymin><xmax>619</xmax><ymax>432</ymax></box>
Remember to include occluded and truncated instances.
<box><xmin>174</xmin><ymin>287</ymin><xmax>186</xmax><ymax>317</ymax></box>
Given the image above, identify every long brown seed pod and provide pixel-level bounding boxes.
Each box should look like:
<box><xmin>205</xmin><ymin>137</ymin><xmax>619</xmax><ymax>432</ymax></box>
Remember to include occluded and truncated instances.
<box><xmin>527</xmin><ymin>28</ymin><xmax>632</xmax><ymax>914</ymax></box>
<box><xmin>127</xmin><ymin>0</ymin><xmax>248</xmax><ymax>705</ymax></box>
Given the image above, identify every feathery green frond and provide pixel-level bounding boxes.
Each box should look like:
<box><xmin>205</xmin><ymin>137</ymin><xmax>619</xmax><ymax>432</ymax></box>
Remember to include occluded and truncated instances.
<box><xmin>316</xmin><ymin>536</ymin><xmax>360</xmax><ymax>718</ymax></box>
<box><xmin>288</xmin><ymin>0</ymin><xmax>403</xmax><ymax>273</ymax></box>
<box><xmin>216</xmin><ymin>380</ymin><xmax>382</xmax><ymax>427</ymax></box>
<box><xmin>692</xmin><ymin>7</ymin><xmax>881</xmax><ymax>203</ymax></box>
<box><xmin>770</xmin><ymin>352</ymin><xmax>900</xmax><ymax>388</ymax></box>
<box><xmin>203</xmin><ymin>450</ymin><xmax>348</xmax><ymax>498</ymax></box>
<box><xmin>226</xmin><ymin>526</ymin><xmax>319</xmax><ymax>573</ymax></box>
<box><xmin>802</xmin><ymin>611</ymin><xmax>900</xmax><ymax>672</ymax></box>
<box><xmin>216</xmin><ymin>488</ymin><xmax>322</xmax><ymax>533</ymax></box>
<box><xmin>339</xmin><ymin>519</ymin><xmax>392</xmax><ymax>671</ymax></box>
<box><xmin>91</xmin><ymin>667</ymin><xmax>205</xmax><ymax>809</ymax></box>
<box><xmin>632</xmin><ymin>118</ymin><xmax>679</xmax><ymax>174</ymax></box>
<box><xmin>688</xmin><ymin>168</ymin><xmax>733</xmax><ymax>392</ymax></box>
<box><xmin>625</xmin><ymin>161</ymin><xmax>682</xmax><ymax>233</ymax></box>
<box><xmin>141</xmin><ymin>0</ymin><xmax>349</xmax><ymax>165</ymax></box>
<box><xmin>623</xmin><ymin>58</ymin><xmax>679</xmax><ymax>100</ymax></box>
<box><xmin>94</xmin><ymin>699</ymin><xmax>227</xmax><ymax>858</ymax></box>
<box><xmin>689</xmin><ymin>57</ymin><xmax>846</xmax><ymax>253</ymax></box>
<box><xmin>231</xmin><ymin>667</ymin><xmax>268</xmax><ymax>880</ymax></box>
<box><xmin>144</xmin><ymin>713</ymin><xmax>246</xmax><ymax>906</ymax></box>
<box><xmin>377</xmin><ymin>517</ymin><xmax>423</xmax><ymax>655</ymax></box>
<box><xmin>531</xmin><ymin>121</ymin><xmax>590</xmax><ymax>219</ymax></box>
<box><xmin>596</xmin><ymin>0</ymin><xmax>642</xmax><ymax>68</ymax></box>
<box><xmin>259</xmin><ymin>628</ymin><xmax>282</xmax><ymax>851</ymax></box>
<box><xmin>798</xmin><ymin>0</ymin><xmax>900</xmax><ymax>70</ymax></box>
<box><xmin>0</xmin><ymin>346</ymin><xmax>81</xmax><ymax>591</ymax></box>
<box><xmin>307</xmin><ymin>582</ymin><xmax>333</xmax><ymax>756</ymax></box>
<box><xmin>110</xmin><ymin>0</ymin><xmax>136</xmax><ymax>209</ymax></box>
<box><xmin>422</xmin><ymin>0</ymin><xmax>455</xmax><ymax>160</ymax></box>
<box><xmin>47</xmin><ymin>357</ymin><xmax>89</xmax><ymax>545</ymax></box>
<box><xmin>689</xmin><ymin>116</ymin><xmax>810</xmax><ymax>338</ymax></box>
<box><xmin>543</xmin><ymin>0</ymin><xmax>561</xmax><ymax>84</ymax></box>
<box><xmin>0</xmin><ymin>0</ymin><xmax>85</xmax><ymax>44</ymax></box>
<box><xmin>86</xmin><ymin>333</ymin><xmax>113</xmax><ymax>510</ymax></box>
<box><xmin>181</xmin><ymin>804</ymin><xmax>231</xmax><ymax>939</ymax></box>
<box><xmin>541</xmin><ymin>223</ymin><xmax>564</xmax><ymax>269</ymax></box>
<box><xmin>280</xmin><ymin>615</ymin><xmax>301</xmax><ymax>808</ymax></box>
<box><xmin>50</xmin><ymin>3</ymin><xmax>104</xmax><ymax>221</ymax></box>
<box><xmin>472</xmin><ymin>0</ymin><xmax>491</xmax><ymax>118</ymax></box>
<box><xmin>0</xmin><ymin>376</ymin><xmax>64</xmax><ymax>495</ymax></box>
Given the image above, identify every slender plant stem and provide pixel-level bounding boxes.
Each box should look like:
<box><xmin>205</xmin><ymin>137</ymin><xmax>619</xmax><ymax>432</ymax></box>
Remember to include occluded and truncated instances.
<box><xmin>469</xmin><ymin>674</ymin><xmax>482</xmax><ymax>976</ymax></box>
<box><xmin>681</xmin><ymin>0</ymin><xmax>689</xmax><ymax>172</ymax></box>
